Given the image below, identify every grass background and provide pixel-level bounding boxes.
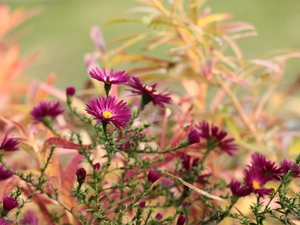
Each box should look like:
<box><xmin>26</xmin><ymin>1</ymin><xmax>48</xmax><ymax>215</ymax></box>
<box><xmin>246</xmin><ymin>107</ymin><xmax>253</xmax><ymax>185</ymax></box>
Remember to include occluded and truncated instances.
<box><xmin>5</xmin><ymin>0</ymin><xmax>300</xmax><ymax>89</ymax></box>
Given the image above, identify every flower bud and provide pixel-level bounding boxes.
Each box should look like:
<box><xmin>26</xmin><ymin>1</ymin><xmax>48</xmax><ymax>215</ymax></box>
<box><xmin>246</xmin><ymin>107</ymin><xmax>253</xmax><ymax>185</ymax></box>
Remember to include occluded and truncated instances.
<box><xmin>147</xmin><ymin>170</ymin><xmax>160</xmax><ymax>184</ymax></box>
<box><xmin>66</xmin><ymin>86</ymin><xmax>76</xmax><ymax>97</ymax></box>
<box><xmin>76</xmin><ymin>168</ymin><xmax>86</xmax><ymax>184</ymax></box>
<box><xmin>176</xmin><ymin>215</ymin><xmax>186</xmax><ymax>225</ymax></box>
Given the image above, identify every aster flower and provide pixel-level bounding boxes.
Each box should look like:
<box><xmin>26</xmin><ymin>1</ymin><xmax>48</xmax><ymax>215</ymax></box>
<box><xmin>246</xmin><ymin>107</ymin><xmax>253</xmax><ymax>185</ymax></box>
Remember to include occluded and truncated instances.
<box><xmin>181</xmin><ymin>153</ymin><xmax>191</xmax><ymax>171</ymax></box>
<box><xmin>244</xmin><ymin>168</ymin><xmax>273</xmax><ymax>197</ymax></box>
<box><xmin>179</xmin><ymin>128</ymin><xmax>200</xmax><ymax>148</ymax></box>
<box><xmin>139</xmin><ymin>201</ymin><xmax>146</xmax><ymax>208</ymax></box>
<box><xmin>30</xmin><ymin>101</ymin><xmax>64</xmax><ymax>124</ymax></box>
<box><xmin>66</xmin><ymin>86</ymin><xmax>76</xmax><ymax>97</ymax></box>
<box><xmin>230</xmin><ymin>180</ymin><xmax>251</xmax><ymax>198</ymax></box>
<box><xmin>250</xmin><ymin>152</ymin><xmax>281</xmax><ymax>181</ymax></box>
<box><xmin>90</xmin><ymin>68</ymin><xmax>130</xmax><ymax>96</ymax></box>
<box><xmin>279</xmin><ymin>160</ymin><xmax>300</xmax><ymax>178</ymax></box>
<box><xmin>76</xmin><ymin>168</ymin><xmax>86</xmax><ymax>184</ymax></box>
<box><xmin>0</xmin><ymin>165</ymin><xmax>13</xmax><ymax>181</ymax></box>
<box><xmin>127</xmin><ymin>76</ymin><xmax>172</xmax><ymax>110</ymax></box>
<box><xmin>155</xmin><ymin>213</ymin><xmax>163</xmax><ymax>220</ymax></box>
<box><xmin>85</xmin><ymin>95</ymin><xmax>131</xmax><ymax>130</ymax></box>
<box><xmin>93</xmin><ymin>163</ymin><xmax>101</xmax><ymax>172</ymax></box>
<box><xmin>176</xmin><ymin>215</ymin><xmax>186</xmax><ymax>225</ymax></box>
<box><xmin>2</xmin><ymin>196</ymin><xmax>18</xmax><ymax>212</ymax></box>
<box><xmin>0</xmin><ymin>134</ymin><xmax>19</xmax><ymax>152</ymax></box>
<box><xmin>90</xmin><ymin>68</ymin><xmax>130</xmax><ymax>85</ymax></box>
<box><xmin>147</xmin><ymin>170</ymin><xmax>160</xmax><ymax>184</ymax></box>
<box><xmin>196</xmin><ymin>121</ymin><xmax>238</xmax><ymax>156</ymax></box>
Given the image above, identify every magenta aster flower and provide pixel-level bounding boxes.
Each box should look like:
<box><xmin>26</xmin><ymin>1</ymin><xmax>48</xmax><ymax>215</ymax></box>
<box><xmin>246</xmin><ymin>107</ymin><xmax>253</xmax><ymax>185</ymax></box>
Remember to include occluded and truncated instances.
<box><xmin>187</xmin><ymin>128</ymin><xmax>200</xmax><ymax>144</ymax></box>
<box><xmin>155</xmin><ymin>213</ymin><xmax>163</xmax><ymax>220</ymax></box>
<box><xmin>279</xmin><ymin>160</ymin><xmax>300</xmax><ymax>178</ymax></box>
<box><xmin>89</xmin><ymin>67</ymin><xmax>130</xmax><ymax>85</ymax></box>
<box><xmin>2</xmin><ymin>196</ymin><xmax>18</xmax><ymax>212</ymax></box>
<box><xmin>0</xmin><ymin>133</ymin><xmax>19</xmax><ymax>152</ymax></box>
<box><xmin>229</xmin><ymin>180</ymin><xmax>251</xmax><ymax>197</ymax></box>
<box><xmin>250</xmin><ymin>152</ymin><xmax>281</xmax><ymax>181</ymax></box>
<box><xmin>147</xmin><ymin>170</ymin><xmax>160</xmax><ymax>184</ymax></box>
<box><xmin>76</xmin><ymin>168</ymin><xmax>86</xmax><ymax>184</ymax></box>
<box><xmin>127</xmin><ymin>76</ymin><xmax>172</xmax><ymax>110</ymax></box>
<box><xmin>196</xmin><ymin>121</ymin><xmax>237</xmax><ymax>156</ymax></box>
<box><xmin>30</xmin><ymin>101</ymin><xmax>64</xmax><ymax>123</ymax></box>
<box><xmin>85</xmin><ymin>95</ymin><xmax>131</xmax><ymax>129</ymax></box>
<box><xmin>0</xmin><ymin>165</ymin><xmax>13</xmax><ymax>181</ymax></box>
<box><xmin>244</xmin><ymin>168</ymin><xmax>273</xmax><ymax>197</ymax></box>
<box><xmin>176</xmin><ymin>215</ymin><xmax>186</xmax><ymax>225</ymax></box>
<box><xmin>93</xmin><ymin>162</ymin><xmax>101</xmax><ymax>172</ymax></box>
<box><xmin>181</xmin><ymin>153</ymin><xmax>191</xmax><ymax>171</ymax></box>
<box><xmin>66</xmin><ymin>86</ymin><xmax>76</xmax><ymax>97</ymax></box>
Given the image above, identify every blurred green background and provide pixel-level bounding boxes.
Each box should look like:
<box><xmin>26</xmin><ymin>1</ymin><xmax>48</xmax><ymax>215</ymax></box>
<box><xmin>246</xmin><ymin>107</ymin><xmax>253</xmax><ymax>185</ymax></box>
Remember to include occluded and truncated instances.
<box><xmin>5</xmin><ymin>0</ymin><xmax>300</xmax><ymax>89</ymax></box>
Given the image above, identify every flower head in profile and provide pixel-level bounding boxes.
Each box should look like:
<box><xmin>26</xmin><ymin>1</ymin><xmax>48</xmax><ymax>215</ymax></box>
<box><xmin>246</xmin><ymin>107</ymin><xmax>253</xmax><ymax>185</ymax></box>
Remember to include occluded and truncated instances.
<box><xmin>89</xmin><ymin>67</ymin><xmax>130</xmax><ymax>85</ymax></box>
<box><xmin>30</xmin><ymin>101</ymin><xmax>64</xmax><ymax>123</ymax></box>
<box><xmin>250</xmin><ymin>152</ymin><xmax>281</xmax><ymax>181</ymax></box>
<box><xmin>2</xmin><ymin>196</ymin><xmax>18</xmax><ymax>212</ymax></box>
<box><xmin>196</xmin><ymin>121</ymin><xmax>237</xmax><ymax>156</ymax></box>
<box><xmin>230</xmin><ymin>180</ymin><xmax>251</xmax><ymax>198</ymax></box>
<box><xmin>127</xmin><ymin>76</ymin><xmax>172</xmax><ymax>110</ymax></box>
<box><xmin>244</xmin><ymin>168</ymin><xmax>273</xmax><ymax>197</ymax></box>
<box><xmin>279</xmin><ymin>160</ymin><xmax>300</xmax><ymax>178</ymax></box>
<box><xmin>0</xmin><ymin>134</ymin><xmax>19</xmax><ymax>152</ymax></box>
<box><xmin>85</xmin><ymin>96</ymin><xmax>131</xmax><ymax>129</ymax></box>
<box><xmin>0</xmin><ymin>165</ymin><xmax>13</xmax><ymax>181</ymax></box>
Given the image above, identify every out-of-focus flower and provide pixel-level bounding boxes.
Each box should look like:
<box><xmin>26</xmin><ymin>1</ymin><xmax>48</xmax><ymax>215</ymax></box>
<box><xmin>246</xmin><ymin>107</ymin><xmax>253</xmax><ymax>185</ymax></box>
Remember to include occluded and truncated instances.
<box><xmin>0</xmin><ymin>165</ymin><xmax>13</xmax><ymax>181</ymax></box>
<box><xmin>279</xmin><ymin>160</ymin><xmax>300</xmax><ymax>178</ymax></box>
<box><xmin>250</xmin><ymin>152</ymin><xmax>281</xmax><ymax>181</ymax></box>
<box><xmin>155</xmin><ymin>213</ymin><xmax>163</xmax><ymax>220</ymax></box>
<box><xmin>21</xmin><ymin>210</ymin><xmax>39</xmax><ymax>225</ymax></box>
<box><xmin>244</xmin><ymin>168</ymin><xmax>273</xmax><ymax>197</ymax></box>
<box><xmin>147</xmin><ymin>170</ymin><xmax>160</xmax><ymax>184</ymax></box>
<box><xmin>0</xmin><ymin>217</ymin><xmax>10</xmax><ymax>225</ymax></box>
<box><xmin>127</xmin><ymin>76</ymin><xmax>172</xmax><ymax>110</ymax></box>
<box><xmin>85</xmin><ymin>96</ymin><xmax>131</xmax><ymax>129</ymax></box>
<box><xmin>181</xmin><ymin>153</ymin><xmax>191</xmax><ymax>171</ymax></box>
<box><xmin>93</xmin><ymin>163</ymin><xmax>101</xmax><ymax>172</ymax></box>
<box><xmin>179</xmin><ymin>128</ymin><xmax>200</xmax><ymax>148</ymax></box>
<box><xmin>30</xmin><ymin>101</ymin><xmax>64</xmax><ymax>124</ymax></box>
<box><xmin>176</xmin><ymin>215</ymin><xmax>186</xmax><ymax>225</ymax></box>
<box><xmin>76</xmin><ymin>168</ymin><xmax>87</xmax><ymax>184</ymax></box>
<box><xmin>197</xmin><ymin>173</ymin><xmax>211</xmax><ymax>185</ymax></box>
<box><xmin>187</xmin><ymin>128</ymin><xmax>200</xmax><ymax>144</ymax></box>
<box><xmin>66</xmin><ymin>86</ymin><xmax>76</xmax><ymax>97</ymax></box>
<box><xmin>196</xmin><ymin>121</ymin><xmax>237</xmax><ymax>156</ymax></box>
<box><xmin>139</xmin><ymin>201</ymin><xmax>146</xmax><ymax>208</ymax></box>
<box><xmin>90</xmin><ymin>68</ymin><xmax>130</xmax><ymax>85</ymax></box>
<box><xmin>90</xmin><ymin>26</ymin><xmax>106</xmax><ymax>53</ymax></box>
<box><xmin>2</xmin><ymin>196</ymin><xmax>18</xmax><ymax>212</ymax></box>
<box><xmin>230</xmin><ymin>180</ymin><xmax>251</xmax><ymax>198</ymax></box>
<box><xmin>0</xmin><ymin>134</ymin><xmax>19</xmax><ymax>152</ymax></box>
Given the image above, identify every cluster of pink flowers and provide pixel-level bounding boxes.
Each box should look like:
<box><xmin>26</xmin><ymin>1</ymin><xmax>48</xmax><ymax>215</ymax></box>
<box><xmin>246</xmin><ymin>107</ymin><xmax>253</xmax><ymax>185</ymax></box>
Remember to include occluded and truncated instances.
<box><xmin>230</xmin><ymin>152</ymin><xmax>300</xmax><ymax>199</ymax></box>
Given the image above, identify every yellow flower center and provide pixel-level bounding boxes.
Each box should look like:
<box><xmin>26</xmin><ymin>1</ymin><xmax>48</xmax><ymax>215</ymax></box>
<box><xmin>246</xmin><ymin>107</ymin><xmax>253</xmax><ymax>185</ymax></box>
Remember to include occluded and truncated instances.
<box><xmin>103</xmin><ymin>111</ymin><xmax>113</xmax><ymax>119</ymax></box>
<box><xmin>252</xmin><ymin>180</ymin><xmax>260</xmax><ymax>189</ymax></box>
<box><xmin>145</xmin><ymin>85</ymin><xmax>158</xmax><ymax>95</ymax></box>
<box><xmin>108</xmin><ymin>77</ymin><xmax>114</xmax><ymax>82</ymax></box>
